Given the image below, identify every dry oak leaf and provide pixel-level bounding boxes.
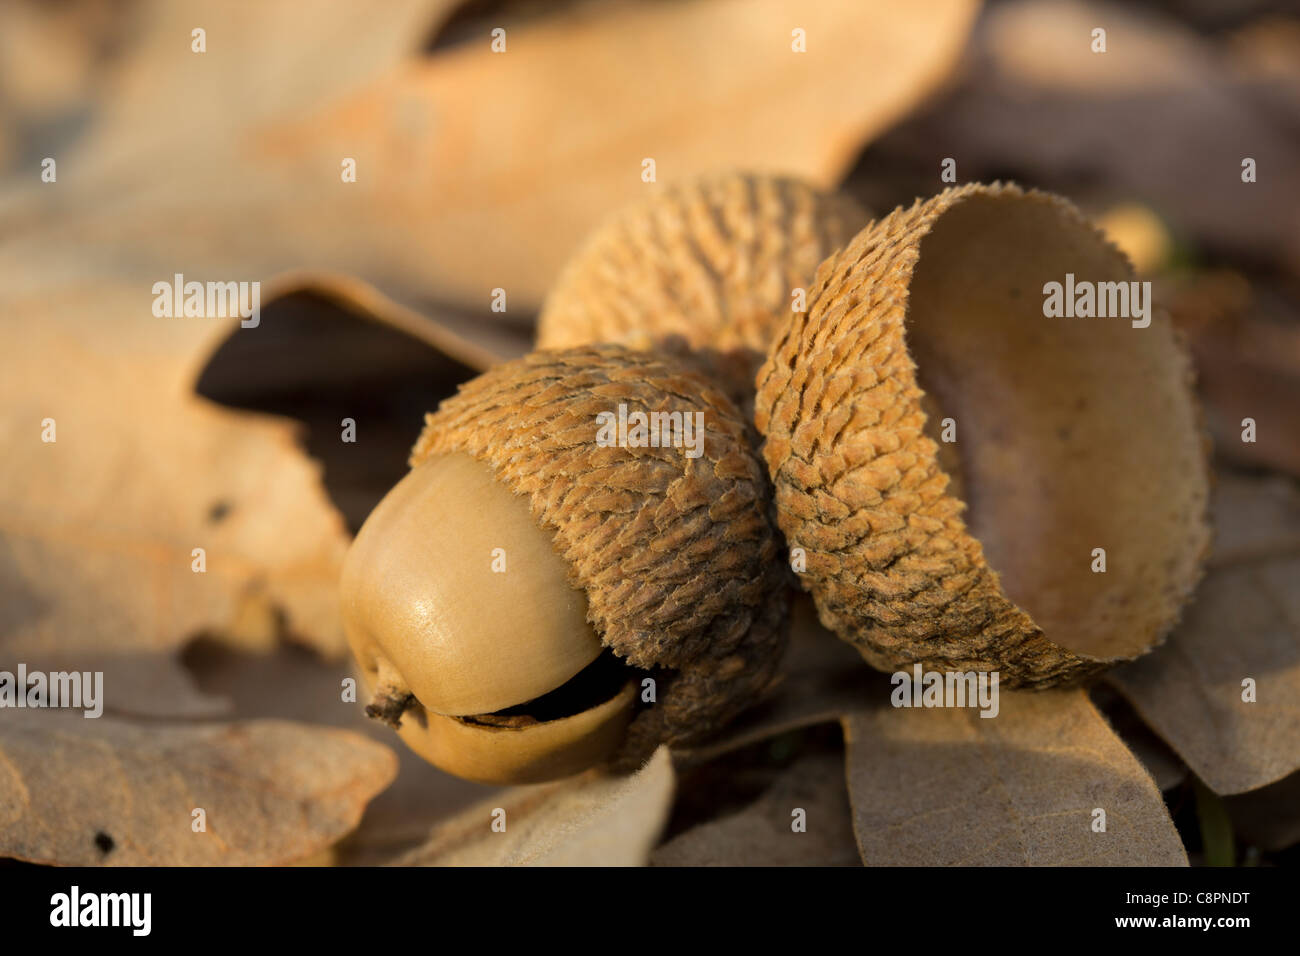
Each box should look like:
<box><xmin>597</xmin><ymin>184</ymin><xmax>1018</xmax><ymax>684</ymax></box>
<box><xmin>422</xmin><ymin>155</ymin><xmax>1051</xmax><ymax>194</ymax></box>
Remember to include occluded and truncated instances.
<box><xmin>175</xmin><ymin>639</ymin><xmax>501</xmax><ymax>866</ymax></box>
<box><xmin>0</xmin><ymin>256</ymin><xmax>503</xmax><ymax>717</ymax></box>
<box><xmin>652</xmin><ymin>751</ymin><xmax>860</xmax><ymax>867</ymax></box>
<box><xmin>678</xmin><ymin>603</ymin><xmax>1185</xmax><ymax>865</ymax></box>
<box><xmin>11</xmin><ymin>0</ymin><xmax>979</xmax><ymax>318</ymax></box>
<box><xmin>0</xmin><ymin>271</ymin><xmax>347</xmax><ymax>716</ymax></box>
<box><xmin>843</xmin><ymin>689</ymin><xmax>1188</xmax><ymax>866</ymax></box>
<box><xmin>395</xmin><ymin>747</ymin><xmax>674</xmax><ymax>866</ymax></box>
<box><xmin>870</xmin><ymin>0</ymin><xmax>1300</xmax><ymax>273</ymax></box>
<box><xmin>0</xmin><ymin>711</ymin><xmax>397</xmax><ymax>866</ymax></box>
<box><xmin>1107</xmin><ymin>469</ymin><xmax>1300</xmax><ymax>795</ymax></box>
<box><xmin>247</xmin><ymin>0</ymin><xmax>980</xmax><ymax>312</ymax></box>
<box><xmin>67</xmin><ymin>0</ymin><xmax>455</xmax><ymax>170</ymax></box>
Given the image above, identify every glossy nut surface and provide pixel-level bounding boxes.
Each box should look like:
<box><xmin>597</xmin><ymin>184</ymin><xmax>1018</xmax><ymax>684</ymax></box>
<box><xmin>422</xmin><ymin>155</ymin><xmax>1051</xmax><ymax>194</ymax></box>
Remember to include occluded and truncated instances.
<box><xmin>341</xmin><ymin>451</ymin><xmax>603</xmax><ymax>718</ymax></box>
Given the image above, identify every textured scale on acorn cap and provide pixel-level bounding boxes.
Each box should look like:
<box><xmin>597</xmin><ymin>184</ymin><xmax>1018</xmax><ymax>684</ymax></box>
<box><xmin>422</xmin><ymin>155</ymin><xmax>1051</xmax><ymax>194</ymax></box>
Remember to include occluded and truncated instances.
<box><xmin>754</xmin><ymin>182</ymin><xmax>1211</xmax><ymax>688</ymax></box>
<box><xmin>536</xmin><ymin>172</ymin><xmax>868</xmax><ymax>407</ymax></box>
<box><xmin>411</xmin><ymin>344</ymin><xmax>789</xmax><ymax>759</ymax></box>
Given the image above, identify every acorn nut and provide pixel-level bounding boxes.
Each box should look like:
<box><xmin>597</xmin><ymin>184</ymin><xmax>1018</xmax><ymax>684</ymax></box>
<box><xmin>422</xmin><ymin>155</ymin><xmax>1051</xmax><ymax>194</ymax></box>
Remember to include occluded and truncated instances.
<box><xmin>755</xmin><ymin>182</ymin><xmax>1211</xmax><ymax>687</ymax></box>
<box><xmin>342</xmin><ymin>345</ymin><xmax>788</xmax><ymax>784</ymax></box>
<box><xmin>537</xmin><ymin>171</ymin><xmax>868</xmax><ymax>410</ymax></box>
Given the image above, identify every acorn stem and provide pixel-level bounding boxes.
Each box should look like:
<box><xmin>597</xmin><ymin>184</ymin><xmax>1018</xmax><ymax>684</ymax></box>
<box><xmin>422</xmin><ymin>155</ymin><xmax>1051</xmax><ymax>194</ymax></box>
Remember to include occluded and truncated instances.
<box><xmin>364</xmin><ymin>659</ymin><xmax>415</xmax><ymax>728</ymax></box>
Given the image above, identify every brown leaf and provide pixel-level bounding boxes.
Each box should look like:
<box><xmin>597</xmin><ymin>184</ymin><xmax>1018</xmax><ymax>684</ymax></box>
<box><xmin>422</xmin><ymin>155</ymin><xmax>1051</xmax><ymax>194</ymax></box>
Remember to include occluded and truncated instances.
<box><xmin>1107</xmin><ymin>470</ymin><xmax>1300</xmax><ymax>795</ymax></box>
<box><xmin>178</xmin><ymin>638</ymin><xmax>500</xmax><ymax>865</ymax></box>
<box><xmin>1225</xmin><ymin>771</ymin><xmax>1300</xmax><ymax>852</ymax></box>
<box><xmin>0</xmin><ymin>0</ymin><xmax>127</xmax><ymax>176</ymax></box>
<box><xmin>248</xmin><ymin>0</ymin><xmax>980</xmax><ymax>311</ymax></box>
<box><xmin>0</xmin><ymin>257</ymin><xmax>513</xmax><ymax>717</ymax></box>
<box><xmin>395</xmin><ymin>747</ymin><xmax>675</xmax><ymax>866</ymax></box>
<box><xmin>1121</xmin><ymin>724</ymin><xmax>1188</xmax><ymax>794</ymax></box>
<box><xmin>854</xmin><ymin>0</ymin><xmax>1300</xmax><ymax>273</ymax></box>
<box><xmin>266</xmin><ymin>272</ymin><xmax>531</xmax><ymax>370</ymax></box>
<box><xmin>1168</xmin><ymin>275</ymin><xmax>1300</xmax><ymax>479</ymax></box>
<box><xmin>652</xmin><ymin>751</ymin><xmax>860</xmax><ymax>866</ymax></box>
<box><xmin>687</xmin><ymin>601</ymin><xmax>1187</xmax><ymax>865</ymax></box>
<box><xmin>0</xmin><ymin>270</ymin><xmax>352</xmax><ymax>713</ymax></box>
<box><xmin>1208</xmin><ymin>470</ymin><xmax>1300</xmax><ymax>567</ymax></box>
<box><xmin>10</xmin><ymin>0</ymin><xmax>978</xmax><ymax>319</ymax></box>
<box><xmin>0</xmin><ymin>711</ymin><xmax>396</xmax><ymax>865</ymax></box>
<box><xmin>843</xmin><ymin>690</ymin><xmax>1187</xmax><ymax>865</ymax></box>
<box><xmin>76</xmin><ymin>0</ymin><xmax>454</xmax><ymax>160</ymax></box>
<box><xmin>1089</xmin><ymin>686</ymin><xmax>1188</xmax><ymax>793</ymax></box>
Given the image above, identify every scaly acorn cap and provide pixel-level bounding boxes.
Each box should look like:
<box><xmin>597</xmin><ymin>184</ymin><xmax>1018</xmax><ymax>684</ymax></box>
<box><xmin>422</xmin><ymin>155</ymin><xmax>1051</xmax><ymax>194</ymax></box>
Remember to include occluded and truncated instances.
<box><xmin>399</xmin><ymin>344</ymin><xmax>788</xmax><ymax>769</ymax></box>
<box><xmin>537</xmin><ymin>172</ymin><xmax>868</xmax><ymax>408</ymax></box>
<box><xmin>755</xmin><ymin>182</ymin><xmax>1211</xmax><ymax>687</ymax></box>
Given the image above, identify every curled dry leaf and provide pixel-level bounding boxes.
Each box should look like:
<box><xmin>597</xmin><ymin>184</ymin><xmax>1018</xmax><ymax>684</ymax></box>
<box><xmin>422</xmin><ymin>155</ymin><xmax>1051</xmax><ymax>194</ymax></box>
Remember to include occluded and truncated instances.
<box><xmin>264</xmin><ymin>271</ymin><xmax>530</xmax><ymax>372</ymax></box>
<box><xmin>0</xmin><ymin>711</ymin><xmax>396</xmax><ymax>866</ymax></box>
<box><xmin>652</xmin><ymin>751</ymin><xmax>860</xmax><ymax>867</ymax></box>
<box><xmin>0</xmin><ymin>275</ymin><xmax>345</xmax><ymax>716</ymax></box>
<box><xmin>394</xmin><ymin>747</ymin><xmax>675</xmax><ymax>866</ymax></box>
<box><xmin>0</xmin><ymin>263</ymin><xmax>502</xmax><ymax>717</ymax></box>
<box><xmin>1107</xmin><ymin>469</ymin><xmax>1300</xmax><ymax>795</ymax></box>
<box><xmin>843</xmin><ymin>689</ymin><xmax>1188</xmax><ymax>866</ymax></box>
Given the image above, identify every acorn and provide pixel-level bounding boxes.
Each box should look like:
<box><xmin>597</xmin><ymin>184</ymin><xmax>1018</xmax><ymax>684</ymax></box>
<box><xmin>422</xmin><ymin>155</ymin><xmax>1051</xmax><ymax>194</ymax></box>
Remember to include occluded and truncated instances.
<box><xmin>754</xmin><ymin>182</ymin><xmax>1211</xmax><ymax>687</ymax></box>
<box><xmin>537</xmin><ymin>172</ymin><xmax>868</xmax><ymax>410</ymax></box>
<box><xmin>341</xmin><ymin>345</ymin><xmax>787</xmax><ymax>784</ymax></box>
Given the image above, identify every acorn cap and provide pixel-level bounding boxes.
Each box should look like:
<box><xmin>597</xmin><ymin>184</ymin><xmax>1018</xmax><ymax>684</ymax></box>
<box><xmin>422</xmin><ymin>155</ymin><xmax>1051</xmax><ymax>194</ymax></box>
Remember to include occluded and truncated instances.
<box><xmin>406</xmin><ymin>344</ymin><xmax>788</xmax><ymax>762</ymax></box>
<box><xmin>537</xmin><ymin>172</ymin><xmax>868</xmax><ymax>406</ymax></box>
<box><xmin>755</xmin><ymin>182</ymin><xmax>1211</xmax><ymax>687</ymax></box>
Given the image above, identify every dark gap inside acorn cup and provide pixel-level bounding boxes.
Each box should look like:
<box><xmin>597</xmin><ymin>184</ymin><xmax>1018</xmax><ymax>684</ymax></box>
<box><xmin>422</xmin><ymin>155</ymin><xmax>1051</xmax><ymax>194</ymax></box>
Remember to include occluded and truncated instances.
<box><xmin>195</xmin><ymin>291</ymin><xmax>480</xmax><ymax>533</ymax></box>
<box><xmin>458</xmin><ymin>649</ymin><xmax>639</xmax><ymax>727</ymax></box>
<box><xmin>904</xmin><ymin>193</ymin><xmax>1207</xmax><ymax>661</ymax></box>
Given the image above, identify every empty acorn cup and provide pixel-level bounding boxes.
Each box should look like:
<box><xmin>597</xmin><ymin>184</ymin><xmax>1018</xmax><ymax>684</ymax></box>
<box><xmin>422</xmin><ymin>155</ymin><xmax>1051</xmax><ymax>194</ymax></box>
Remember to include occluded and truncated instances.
<box><xmin>755</xmin><ymin>182</ymin><xmax>1211</xmax><ymax>687</ymax></box>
